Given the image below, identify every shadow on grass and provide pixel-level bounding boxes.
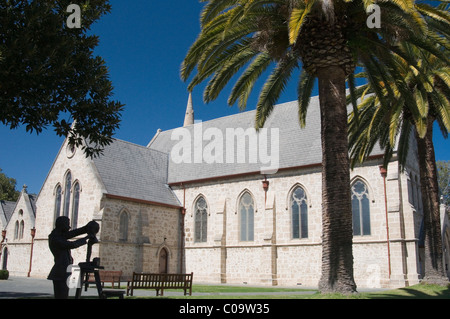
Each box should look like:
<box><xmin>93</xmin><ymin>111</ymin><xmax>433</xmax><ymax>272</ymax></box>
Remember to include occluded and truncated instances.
<box><xmin>361</xmin><ymin>284</ymin><xmax>450</xmax><ymax>299</ymax></box>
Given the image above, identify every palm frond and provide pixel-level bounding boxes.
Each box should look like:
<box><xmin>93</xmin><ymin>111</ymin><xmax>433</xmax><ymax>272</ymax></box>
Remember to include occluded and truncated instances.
<box><xmin>297</xmin><ymin>69</ymin><xmax>315</xmax><ymax>128</ymax></box>
<box><xmin>289</xmin><ymin>2</ymin><xmax>313</xmax><ymax>44</ymax></box>
<box><xmin>228</xmin><ymin>52</ymin><xmax>273</xmax><ymax>110</ymax></box>
<box><xmin>255</xmin><ymin>54</ymin><xmax>298</xmax><ymax>129</ymax></box>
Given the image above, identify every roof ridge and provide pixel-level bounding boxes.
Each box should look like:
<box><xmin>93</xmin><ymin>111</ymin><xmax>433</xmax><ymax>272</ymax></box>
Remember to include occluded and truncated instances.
<box><xmin>153</xmin><ymin>99</ymin><xmax>299</xmax><ymax>136</ymax></box>
<box><xmin>105</xmin><ymin>137</ymin><xmax>170</xmax><ymax>157</ymax></box>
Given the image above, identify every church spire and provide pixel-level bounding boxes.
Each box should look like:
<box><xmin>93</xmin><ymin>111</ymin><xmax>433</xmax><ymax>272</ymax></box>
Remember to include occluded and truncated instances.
<box><xmin>183</xmin><ymin>92</ymin><xmax>194</xmax><ymax>127</ymax></box>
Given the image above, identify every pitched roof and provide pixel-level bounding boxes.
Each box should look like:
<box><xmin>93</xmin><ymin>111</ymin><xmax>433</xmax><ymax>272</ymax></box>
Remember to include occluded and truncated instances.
<box><xmin>0</xmin><ymin>200</ymin><xmax>15</xmax><ymax>225</ymax></box>
<box><xmin>148</xmin><ymin>96</ymin><xmax>385</xmax><ymax>184</ymax></box>
<box><xmin>92</xmin><ymin>139</ymin><xmax>181</xmax><ymax>208</ymax></box>
<box><xmin>26</xmin><ymin>193</ymin><xmax>37</xmax><ymax>217</ymax></box>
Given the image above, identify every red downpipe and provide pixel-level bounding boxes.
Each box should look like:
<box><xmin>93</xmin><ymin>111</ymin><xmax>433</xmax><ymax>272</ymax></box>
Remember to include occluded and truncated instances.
<box><xmin>28</xmin><ymin>228</ymin><xmax>36</xmax><ymax>277</ymax></box>
<box><xmin>380</xmin><ymin>166</ymin><xmax>392</xmax><ymax>278</ymax></box>
<box><xmin>180</xmin><ymin>184</ymin><xmax>186</xmax><ymax>273</ymax></box>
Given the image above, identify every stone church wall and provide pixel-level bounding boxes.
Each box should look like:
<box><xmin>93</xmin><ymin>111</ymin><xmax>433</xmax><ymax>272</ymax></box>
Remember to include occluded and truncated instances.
<box><xmin>2</xmin><ymin>189</ymin><xmax>36</xmax><ymax>277</ymax></box>
<box><xmin>2</xmin><ymin>133</ymin><xmax>435</xmax><ymax>289</ymax></box>
<box><xmin>175</xmin><ymin>157</ymin><xmax>423</xmax><ymax>288</ymax></box>
<box><xmin>30</xmin><ymin>140</ymin><xmax>106</xmax><ymax>278</ymax></box>
<box><xmin>99</xmin><ymin>197</ymin><xmax>181</xmax><ymax>277</ymax></box>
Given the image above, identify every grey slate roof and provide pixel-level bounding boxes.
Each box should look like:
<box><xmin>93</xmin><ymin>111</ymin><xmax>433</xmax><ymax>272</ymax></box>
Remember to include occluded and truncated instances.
<box><xmin>0</xmin><ymin>200</ymin><xmax>15</xmax><ymax>224</ymax></box>
<box><xmin>92</xmin><ymin>139</ymin><xmax>181</xmax><ymax>207</ymax></box>
<box><xmin>148</xmin><ymin>96</ymin><xmax>385</xmax><ymax>184</ymax></box>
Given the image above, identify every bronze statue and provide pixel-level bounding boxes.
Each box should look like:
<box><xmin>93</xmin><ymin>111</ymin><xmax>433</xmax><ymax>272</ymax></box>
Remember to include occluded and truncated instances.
<box><xmin>47</xmin><ymin>216</ymin><xmax>99</xmax><ymax>299</ymax></box>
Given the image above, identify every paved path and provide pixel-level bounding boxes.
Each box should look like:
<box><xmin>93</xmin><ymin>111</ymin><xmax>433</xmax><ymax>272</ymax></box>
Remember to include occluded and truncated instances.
<box><xmin>0</xmin><ymin>276</ymin><xmax>388</xmax><ymax>299</ymax></box>
<box><xmin>0</xmin><ymin>276</ymin><xmax>319</xmax><ymax>299</ymax></box>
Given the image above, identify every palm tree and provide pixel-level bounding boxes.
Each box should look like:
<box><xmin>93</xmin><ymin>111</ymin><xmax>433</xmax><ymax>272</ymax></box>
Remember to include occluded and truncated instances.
<box><xmin>348</xmin><ymin>42</ymin><xmax>450</xmax><ymax>285</ymax></box>
<box><xmin>181</xmin><ymin>0</ymin><xmax>449</xmax><ymax>293</ymax></box>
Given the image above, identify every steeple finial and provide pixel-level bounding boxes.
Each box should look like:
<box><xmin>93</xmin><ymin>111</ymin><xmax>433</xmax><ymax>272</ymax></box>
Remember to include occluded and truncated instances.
<box><xmin>183</xmin><ymin>92</ymin><xmax>194</xmax><ymax>127</ymax></box>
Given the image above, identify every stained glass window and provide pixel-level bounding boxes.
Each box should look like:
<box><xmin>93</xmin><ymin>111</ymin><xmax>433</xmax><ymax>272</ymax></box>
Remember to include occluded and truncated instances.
<box><xmin>291</xmin><ymin>186</ymin><xmax>308</xmax><ymax>239</ymax></box>
<box><xmin>351</xmin><ymin>180</ymin><xmax>371</xmax><ymax>236</ymax></box>
<box><xmin>63</xmin><ymin>172</ymin><xmax>72</xmax><ymax>217</ymax></box>
<box><xmin>71</xmin><ymin>183</ymin><xmax>80</xmax><ymax>229</ymax></box>
<box><xmin>239</xmin><ymin>192</ymin><xmax>254</xmax><ymax>241</ymax></box>
<box><xmin>194</xmin><ymin>196</ymin><xmax>208</xmax><ymax>242</ymax></box>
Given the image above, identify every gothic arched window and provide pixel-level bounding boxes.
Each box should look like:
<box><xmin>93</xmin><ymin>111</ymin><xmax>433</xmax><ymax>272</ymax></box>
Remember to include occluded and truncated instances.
<box><xmin>63</xmin><ymin>172</ymin><xmax>72</xmax><ymax>217</ymax></box>
<box><xmin>14</xmin><ymin>221</ymin><xmax>19</xmax><ymax>240</ymax></box>
<box><xmin>19</xmin><ymin>220</ymin><xmax>24</xmax><ymax>240</ymax></box>
<box><xmin>239</xmin><ymin>192</ymin><xmax>254</xmax><ymax>241</ymax></box>
<box><xmin>351</xmin><ymin>179</ymin><xmax>371</xmax><ymax>236</ymax></box>
<box><xmin>54</xmin><ymin>185</ymin><xmax>62</xmax><ymax>224</ymax></box>
<box><xmin>71</xmin><ymin>182</ymin><xmax>80</xmax><ymax>229</ymax></box>
<box><xmin>290</xmin><ymin>186</ymin><xmax>308</xmax><ymax>239</ymax></box>
<box><xmin>194</xmin><ymin>196</ymin><xmax>208</xmax><ymax>243</ymax></box>
<box><xmin>119</xmin><ymin>210</ymin><xmax>129</xmax><ymax>242</ymax></box>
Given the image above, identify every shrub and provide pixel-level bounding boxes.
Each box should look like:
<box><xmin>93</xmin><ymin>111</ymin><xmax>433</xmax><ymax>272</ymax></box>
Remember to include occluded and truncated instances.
<box><xmin>0</xmin><ymin>270</ymin><xmax>9</xmax><ymax>280</ymax></box>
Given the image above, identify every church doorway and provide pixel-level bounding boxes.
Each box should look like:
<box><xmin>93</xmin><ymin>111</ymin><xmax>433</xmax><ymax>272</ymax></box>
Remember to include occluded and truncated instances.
<box><xmin>1</xmin><ymin>247</ymin><xmax>8</xmax><ymax>270</ymax></box>
<box><xmin>159</xmin><ymin>247</ymin><xmax>168</xmax><ymax>274</ymax></box>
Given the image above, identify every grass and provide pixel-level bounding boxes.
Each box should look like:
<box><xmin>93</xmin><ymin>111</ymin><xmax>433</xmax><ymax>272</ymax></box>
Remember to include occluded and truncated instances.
<box><xmin>127</xmin><ymin>283</ymin><xmax>450</xmax><ymax>299</ymax></box>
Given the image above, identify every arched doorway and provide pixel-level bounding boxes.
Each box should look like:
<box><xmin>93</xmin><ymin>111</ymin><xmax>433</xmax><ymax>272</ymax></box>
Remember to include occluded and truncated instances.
<box><xmin>159</xmin><ymin>247</ymin><xmax>168</xmax><ymax>274</ymax></box>
<box><xmin>1</xmin><ymin>247</ymin><xmax>8</xmax><ymax>270</ymax></box>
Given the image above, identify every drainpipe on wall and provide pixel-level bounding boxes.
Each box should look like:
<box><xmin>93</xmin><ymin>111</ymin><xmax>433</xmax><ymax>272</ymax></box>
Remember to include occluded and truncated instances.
<box><xmin>28</xmin><ymin>228</ymin><xmax>36</xmax><ymax>277</ymax></box>
<box><xmin>262</xmin><ymin>175</ymin><xmax>269</xmax><ymax>205</ymax></box>
<box><xmin>380</xmin><ymin>166</ymin><xmax>392</xmax><ymax>278</ymax></box>
<box><xmin>397</xmin><ymin>163</ymin><xmax>409</xmax><ymax>286</ymax></box>
<box><xmin>179</xmin><ymin>183</ymin><xmax>186</xmax><ymax>274</ymax></box>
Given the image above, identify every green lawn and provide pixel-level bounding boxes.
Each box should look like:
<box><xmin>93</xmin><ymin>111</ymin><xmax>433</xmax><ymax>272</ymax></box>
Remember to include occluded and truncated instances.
<box><xmin>128</xmin><ymin>283</ymin><xmax>450</xmax><ymax>299</ymax></box>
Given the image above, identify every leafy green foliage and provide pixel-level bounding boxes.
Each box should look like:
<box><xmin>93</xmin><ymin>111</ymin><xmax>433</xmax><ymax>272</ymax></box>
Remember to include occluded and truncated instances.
<box><xmin>0</xmin><ymin>168</ymin><xmax>19</xmax><ymax>202</ymax></box>
<box><xmin>348</xmin><ymin>42</ymin><xmax>450</xmax><ymax>169</ymax></box>
<box><xmin>0</xmin><ymin>0</ymin><xmax>123</xmax><ymax>157</ymax></box>
<box><xmin>182</xmin><ymin>0</ymin><xmax>450</xmax><ymax>130</ymax></box>
<box><xmin>0</xmin><ymin>270</ymin><xmax>9</xmax><ymax>280</ymax></box>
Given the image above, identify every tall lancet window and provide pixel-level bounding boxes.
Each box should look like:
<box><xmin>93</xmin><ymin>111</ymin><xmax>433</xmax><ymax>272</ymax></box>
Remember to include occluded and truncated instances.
<box><xmin>194</xmin><ymin>196</ymin><xmax>208</xmax><ymax>243</ymax></box>
<box><xmin>119</xmin><ymin>210</ymin><xmax>129</xmax><ymax>242</ymax></box>
<box><xmin>351</xmin><ymin>179</ymin><xmax>371</xmax><ymax>236</ymax></box>
<box><xmin>71</xmin><ymin>182</ymin><xmax>80</xmax><ymax>229</ymax></box>
<box><xmin>239</xmin><ymin>192</ymin><xmax>254</xmax><ymax>241</ymax></box>
<box><xmin>14</xmin><ymin>221</ymin><xmax>19</xmax><ymax>240</ymax></box>
<box><xmin>54</xmin><ymin>185</ymin><xmax>62</xmax><ymax>223</ymax></box>
<box><xmin>63</xmin><ymin>172</ymin><xmax>72</xmax><ymax>217</ymax></box>
<box><xmin>291</xmin><ymin>186</ymin><xmax>308</xmax><ymax>239</ymax></box>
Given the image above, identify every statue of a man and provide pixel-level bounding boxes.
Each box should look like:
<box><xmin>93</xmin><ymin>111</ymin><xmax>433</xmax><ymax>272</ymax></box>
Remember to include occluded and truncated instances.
<box><xmin>47</xmin><ymin>216</ymin><xmax>99</xmax><ymax>299</ymax></box>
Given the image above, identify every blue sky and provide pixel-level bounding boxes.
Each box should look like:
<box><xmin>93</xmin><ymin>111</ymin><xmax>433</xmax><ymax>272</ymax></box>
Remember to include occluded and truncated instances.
<box><xmin>0</xmin><ymin>0</ymin><xmax>448</xmax><ymax>194</ymax></box>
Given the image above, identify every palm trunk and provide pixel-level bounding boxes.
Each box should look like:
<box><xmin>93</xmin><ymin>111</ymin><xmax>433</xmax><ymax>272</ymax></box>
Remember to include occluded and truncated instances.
<box><xmin>416</xmin><ymin>118</ymin><xmax>448</xmax><ymax>285</ymax></box>
<box><xmin>317</xmin><ymin>66</ymin><xmax>357</xmax><ymax>293</ymax></box>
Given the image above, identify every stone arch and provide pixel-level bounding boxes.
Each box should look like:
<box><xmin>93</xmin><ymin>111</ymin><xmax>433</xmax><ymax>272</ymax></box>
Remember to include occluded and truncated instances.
<box><xmin>235</xmin><ymin>189</ymin><xmax>258</xmax><ymax>214</ymax></box>
<box><xmin>350</xmin><ymin>175</ymin><xmax>374</xmax><ymax>200</ymax></box>
<box><xmin>285</xmin><ymin>183</ymin><xmax>311</xmax><ymax>211</ymax></box>
<box><xmin>190</xmin><ymin>193</ymin><xmax>210</xmax><ymax>217</ymax></box>
<box><xmin>118</xmin><ymin>208</ymin><xmax>130</xmax><ymax>242</ymax></box>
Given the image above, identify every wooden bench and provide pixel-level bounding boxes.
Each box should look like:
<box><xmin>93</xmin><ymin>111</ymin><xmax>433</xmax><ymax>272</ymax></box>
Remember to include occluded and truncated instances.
<box><xmin>88</xmin><ymin>270</ymin><xmax>123</xmax><ymax>289</ymax></box>
<box><xmin>126</xmin><ymin>272</ymin><xmax>193</xmax><ymax>296</ymax></box>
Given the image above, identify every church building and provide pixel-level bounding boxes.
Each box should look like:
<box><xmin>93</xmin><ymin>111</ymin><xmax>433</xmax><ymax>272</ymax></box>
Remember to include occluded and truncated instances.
<box><xmin>1</xmin><ymin>94</ymin><xmax>449</xmax><ymax>289</ymax></box>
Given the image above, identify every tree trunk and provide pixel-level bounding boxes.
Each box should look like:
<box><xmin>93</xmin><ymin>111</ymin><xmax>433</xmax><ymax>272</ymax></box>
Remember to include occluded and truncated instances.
<box><xmin>416</xmin><ymin>118</ymin><xmax>449</xmax><ymax>285</ymax></box>
<box><xmin>317</xmin><ymin>66</ymin><xmax>357</xmax><ymax>293</ymax></box>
